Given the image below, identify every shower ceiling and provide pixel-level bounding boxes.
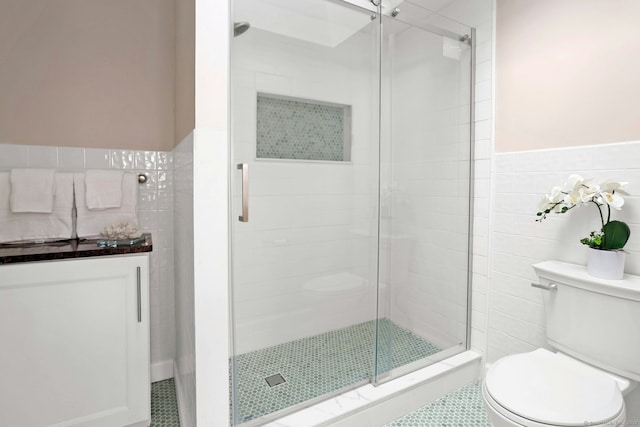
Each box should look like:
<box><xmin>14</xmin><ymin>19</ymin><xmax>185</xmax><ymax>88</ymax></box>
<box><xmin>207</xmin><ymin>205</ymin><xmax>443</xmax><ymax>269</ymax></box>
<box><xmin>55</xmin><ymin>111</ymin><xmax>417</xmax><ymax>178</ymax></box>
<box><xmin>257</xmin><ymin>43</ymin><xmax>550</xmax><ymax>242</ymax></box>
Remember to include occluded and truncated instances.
<box><xmin>234</xmin><ymin>0</ymin><xmax>373</xmax><ymax>47</ymax></box>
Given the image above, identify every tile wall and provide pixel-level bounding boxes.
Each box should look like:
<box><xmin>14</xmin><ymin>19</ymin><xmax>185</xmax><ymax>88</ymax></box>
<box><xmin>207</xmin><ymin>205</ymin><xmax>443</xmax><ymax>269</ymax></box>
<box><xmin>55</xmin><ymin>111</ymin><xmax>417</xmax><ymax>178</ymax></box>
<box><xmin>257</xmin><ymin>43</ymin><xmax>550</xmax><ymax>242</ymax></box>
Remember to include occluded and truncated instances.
<box><xmin>468</xmin><ymin>5</ymin><xmax>494</xmax><ymax>358</ymax></box>
<box><xmin>172</xmin><ymin>133</ymin><xmax>195</xmax><ymax>427</ymax></box>
<box><xmin>382</xmin><ymin>21</ymin><xmax>476</xmax><ymax>350</ymax></box>
<box><xmin>231</xmin><ymin>25</ymin><xmax>380</xmax><ymax>355</ymax></box>
<box><xmin>0</xmin><ymin>142</ymin><xmax>176</xmax><ymax>379</ymax></box>
<box><xmin>488</xmin><ymin>141</ymin><xmax>640</xmax><ymax>362</ymax></box>
<box><xmin>230</xmin><ymin>2</ymin><xmax>495</xmax><ymax>357</ymax></box>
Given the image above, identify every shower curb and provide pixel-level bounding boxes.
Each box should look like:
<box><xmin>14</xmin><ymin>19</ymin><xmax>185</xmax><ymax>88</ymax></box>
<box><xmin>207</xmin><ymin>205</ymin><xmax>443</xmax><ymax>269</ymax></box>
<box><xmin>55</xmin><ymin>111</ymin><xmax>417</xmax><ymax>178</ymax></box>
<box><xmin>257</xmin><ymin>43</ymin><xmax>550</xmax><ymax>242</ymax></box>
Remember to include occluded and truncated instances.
<box><xmin>264</xmin><ymin>350</ymin><xmax>482</xmax><ymax>427</ymax></box>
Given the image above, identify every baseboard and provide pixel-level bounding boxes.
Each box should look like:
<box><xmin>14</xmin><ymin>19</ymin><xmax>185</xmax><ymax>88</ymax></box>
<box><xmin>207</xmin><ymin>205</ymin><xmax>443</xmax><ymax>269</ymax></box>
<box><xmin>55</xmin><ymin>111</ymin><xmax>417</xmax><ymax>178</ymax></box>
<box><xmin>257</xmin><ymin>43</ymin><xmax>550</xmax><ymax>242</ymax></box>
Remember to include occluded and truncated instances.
<box><xmin>151</xmin><ymin>359</ymin><xmax>174</xmax><ymax>383</ymax></box>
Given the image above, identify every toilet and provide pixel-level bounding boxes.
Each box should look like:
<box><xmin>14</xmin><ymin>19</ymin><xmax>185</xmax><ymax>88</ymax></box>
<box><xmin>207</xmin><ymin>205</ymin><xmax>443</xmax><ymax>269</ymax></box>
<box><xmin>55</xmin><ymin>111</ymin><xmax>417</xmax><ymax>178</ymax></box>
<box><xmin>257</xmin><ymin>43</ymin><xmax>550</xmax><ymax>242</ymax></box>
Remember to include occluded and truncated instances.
<box><xmin>482</xmin><ymin>260</ymin><xmax>640</xmax><ymax>427</ymax></box>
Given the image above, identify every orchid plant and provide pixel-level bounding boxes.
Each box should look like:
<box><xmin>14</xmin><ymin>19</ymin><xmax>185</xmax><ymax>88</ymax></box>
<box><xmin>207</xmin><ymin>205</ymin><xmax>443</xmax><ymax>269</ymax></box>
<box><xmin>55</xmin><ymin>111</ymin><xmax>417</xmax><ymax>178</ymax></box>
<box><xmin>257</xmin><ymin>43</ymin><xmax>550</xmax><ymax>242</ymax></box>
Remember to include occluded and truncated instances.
<box><xmin>536</xmin><ymin>174</ymin><xmax>631</xmax><ymax>250</ymax></box>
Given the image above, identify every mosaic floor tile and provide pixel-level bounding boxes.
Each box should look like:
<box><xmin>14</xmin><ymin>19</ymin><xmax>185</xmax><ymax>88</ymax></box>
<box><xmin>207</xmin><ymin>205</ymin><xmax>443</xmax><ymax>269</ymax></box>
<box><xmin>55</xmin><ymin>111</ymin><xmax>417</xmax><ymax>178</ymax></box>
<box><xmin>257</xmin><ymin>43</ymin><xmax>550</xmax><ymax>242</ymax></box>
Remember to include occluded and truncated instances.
<box><xmin>151</xmin><ymin>378</ymin><xmax>180</xmax><ymax>427</ymax></box>
<box><xmin>385</xmin><ymin>380</ymin><xmax>490</xmax><ymax>427</ymax></box>
<box><xmin>232</xmin><ymin>319</ymin><xmax>441</xmax><ymax>424</ymax></box>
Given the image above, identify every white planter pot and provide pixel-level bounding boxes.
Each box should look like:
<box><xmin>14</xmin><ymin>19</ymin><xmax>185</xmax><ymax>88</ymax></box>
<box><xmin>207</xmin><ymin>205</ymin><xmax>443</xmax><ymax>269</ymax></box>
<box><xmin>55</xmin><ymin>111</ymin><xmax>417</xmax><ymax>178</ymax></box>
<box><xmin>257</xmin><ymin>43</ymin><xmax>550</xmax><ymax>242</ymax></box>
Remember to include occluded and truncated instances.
<box><xmin>587</xmin><ymin>248</ymin><xmax>626</xmax><ymax>280</ymax></box>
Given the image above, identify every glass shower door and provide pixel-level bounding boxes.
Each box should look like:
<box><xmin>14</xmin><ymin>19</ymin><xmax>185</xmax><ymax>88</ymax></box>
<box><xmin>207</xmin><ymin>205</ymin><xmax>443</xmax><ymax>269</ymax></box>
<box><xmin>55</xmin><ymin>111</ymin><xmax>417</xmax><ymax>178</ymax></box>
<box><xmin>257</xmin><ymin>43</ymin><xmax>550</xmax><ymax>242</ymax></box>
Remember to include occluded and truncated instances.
<box><xmin>230</xmin><ymin>0</ymin><xmax>381</xmax><ymax>424</ymax></box>
<box><xmin>375</xmin><ymin>7</ymin><xmax>473</xmax><ymax>382</ymax></box>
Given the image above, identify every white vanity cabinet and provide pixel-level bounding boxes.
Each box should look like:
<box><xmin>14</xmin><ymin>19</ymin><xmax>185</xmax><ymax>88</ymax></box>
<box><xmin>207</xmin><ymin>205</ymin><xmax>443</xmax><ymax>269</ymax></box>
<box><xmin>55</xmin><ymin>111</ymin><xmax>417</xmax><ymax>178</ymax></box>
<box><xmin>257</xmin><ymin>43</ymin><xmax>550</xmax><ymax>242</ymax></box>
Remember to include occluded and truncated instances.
<box><xmin>0</xmin><ymin>254</ymin><xmax>150</xmax><ymax>427</ymax></box>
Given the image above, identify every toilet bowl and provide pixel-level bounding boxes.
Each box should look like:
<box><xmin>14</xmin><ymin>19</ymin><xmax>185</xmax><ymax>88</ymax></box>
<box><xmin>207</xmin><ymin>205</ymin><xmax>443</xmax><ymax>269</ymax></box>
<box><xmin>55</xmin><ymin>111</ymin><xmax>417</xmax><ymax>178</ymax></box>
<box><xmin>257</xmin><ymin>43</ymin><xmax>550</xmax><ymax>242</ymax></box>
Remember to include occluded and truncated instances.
<box><xmin>482</xmin><ymin>348</ymin><xmax>629</xmax><ymax>427</ymax></box>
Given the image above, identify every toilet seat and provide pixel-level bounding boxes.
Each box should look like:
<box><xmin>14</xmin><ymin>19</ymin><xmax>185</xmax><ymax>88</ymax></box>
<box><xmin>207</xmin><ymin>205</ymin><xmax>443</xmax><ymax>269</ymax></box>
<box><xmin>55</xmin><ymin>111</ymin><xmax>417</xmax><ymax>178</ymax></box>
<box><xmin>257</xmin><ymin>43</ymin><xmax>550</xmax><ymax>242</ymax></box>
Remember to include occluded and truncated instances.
<box><xmin>484</xmin><ymin>349</ymin><xmax>625</xmax><ymax>426</ymax></box>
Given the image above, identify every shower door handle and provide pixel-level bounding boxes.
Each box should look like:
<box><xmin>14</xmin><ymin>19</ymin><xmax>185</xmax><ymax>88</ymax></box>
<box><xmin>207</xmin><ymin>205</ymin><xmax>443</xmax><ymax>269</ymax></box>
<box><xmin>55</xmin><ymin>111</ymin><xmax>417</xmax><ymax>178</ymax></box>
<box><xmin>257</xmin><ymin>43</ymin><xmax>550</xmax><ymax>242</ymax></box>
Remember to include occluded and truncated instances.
<box><xmin>237</xmin><ymin>163</ymin><xmax>249</xmax><ymax>222</ymax></box>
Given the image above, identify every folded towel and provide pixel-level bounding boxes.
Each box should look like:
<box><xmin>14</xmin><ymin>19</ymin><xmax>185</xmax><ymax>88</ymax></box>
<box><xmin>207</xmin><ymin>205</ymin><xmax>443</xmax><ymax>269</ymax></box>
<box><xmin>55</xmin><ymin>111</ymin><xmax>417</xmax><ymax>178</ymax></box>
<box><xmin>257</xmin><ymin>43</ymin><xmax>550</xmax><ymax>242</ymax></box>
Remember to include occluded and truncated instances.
<box><xmin>0</xmin><ymin>172</ymin><xmax>74</xmax><ymax>243</ymax></box>
<box><xmin>74</xmin><ymin>172</ymin><xmax>138</xmax><ymax>238</ymax></box>
<box><xmin>85</xmin><ymin>170</ymin><xmax>124</xmax><ymax>210</ymax></box>
<box><xmin>9</xmin><ymin>168</ymin><xmax>56</xmax><ymax>213</ymax></box>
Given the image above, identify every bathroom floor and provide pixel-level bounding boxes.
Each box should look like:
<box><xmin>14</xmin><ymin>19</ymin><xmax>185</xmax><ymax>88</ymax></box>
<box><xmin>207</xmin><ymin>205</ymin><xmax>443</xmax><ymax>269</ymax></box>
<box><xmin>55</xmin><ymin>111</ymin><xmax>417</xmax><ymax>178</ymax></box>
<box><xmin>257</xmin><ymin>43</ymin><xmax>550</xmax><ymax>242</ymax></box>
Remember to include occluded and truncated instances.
<box><xmin>385</xmin><ymin>379</ymin><xmax>491</xmax><ymax>426</ymax></box>
<box><xmin>151</xmin><ymin>379</ymin><xmax>180</xmax><ymax>426</ymax></box>
<box><xmin>232</xmin><ymin>318</ymin><xmax>441</xmax><ymax>424</ymax></box>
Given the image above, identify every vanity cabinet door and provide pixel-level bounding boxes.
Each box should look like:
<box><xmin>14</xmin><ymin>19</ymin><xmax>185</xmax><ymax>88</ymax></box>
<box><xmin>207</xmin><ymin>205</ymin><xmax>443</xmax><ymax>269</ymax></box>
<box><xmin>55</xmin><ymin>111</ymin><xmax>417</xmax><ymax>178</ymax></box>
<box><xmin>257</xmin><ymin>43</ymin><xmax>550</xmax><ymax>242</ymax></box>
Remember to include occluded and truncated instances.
<box><xmin>0</xmin><ymin>255</ymin><xmax>150</xmax><ymax>427</ymax></box>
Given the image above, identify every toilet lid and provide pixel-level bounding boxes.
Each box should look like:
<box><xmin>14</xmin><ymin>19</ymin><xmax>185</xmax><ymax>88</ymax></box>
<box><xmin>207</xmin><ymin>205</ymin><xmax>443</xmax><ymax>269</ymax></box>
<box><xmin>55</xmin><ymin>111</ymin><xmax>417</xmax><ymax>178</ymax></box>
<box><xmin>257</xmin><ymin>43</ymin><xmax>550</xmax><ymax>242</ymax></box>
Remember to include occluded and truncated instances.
<box><xmin>485</xmin><ymin>349</ymin><xmax>624</xmax><ymax>426</ymax></box>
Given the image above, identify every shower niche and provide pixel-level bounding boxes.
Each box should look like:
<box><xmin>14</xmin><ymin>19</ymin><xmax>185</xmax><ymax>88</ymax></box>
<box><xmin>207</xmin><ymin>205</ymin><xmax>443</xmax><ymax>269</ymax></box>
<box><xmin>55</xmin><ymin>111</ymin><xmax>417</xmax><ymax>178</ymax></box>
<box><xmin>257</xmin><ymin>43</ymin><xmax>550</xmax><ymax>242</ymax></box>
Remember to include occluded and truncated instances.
<box><xmin>256</xmin><ymin>93</ymin><xmax>352</xmax><ymax>162</ymax></box>
<box><xmin>230</xmin><ymin>0</ymin><xmax>473</xmax><ymax>424</ymax></box>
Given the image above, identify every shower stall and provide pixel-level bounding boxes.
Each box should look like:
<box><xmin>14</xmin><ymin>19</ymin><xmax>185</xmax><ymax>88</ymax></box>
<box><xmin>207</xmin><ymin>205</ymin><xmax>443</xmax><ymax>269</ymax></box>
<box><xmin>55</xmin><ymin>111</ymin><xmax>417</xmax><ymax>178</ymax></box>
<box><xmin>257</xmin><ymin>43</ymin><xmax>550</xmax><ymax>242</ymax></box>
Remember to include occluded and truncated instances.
<box><xmin>229</xmin><ymin>0</ymin><xmax>474</xmax><ymax>424</ymax></box>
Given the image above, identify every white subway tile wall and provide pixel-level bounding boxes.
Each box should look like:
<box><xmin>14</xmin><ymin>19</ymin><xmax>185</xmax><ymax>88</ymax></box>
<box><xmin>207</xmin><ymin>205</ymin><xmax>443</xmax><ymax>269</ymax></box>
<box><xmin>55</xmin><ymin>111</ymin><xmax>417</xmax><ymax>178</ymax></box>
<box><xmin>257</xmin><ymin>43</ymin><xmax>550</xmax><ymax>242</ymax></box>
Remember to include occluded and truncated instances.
<box><xmin>230</xmin><ymin>0</ymin><xmax>494</xmax><ymax>357</ymax></box>
<box><xmin>488</xmin><ymin>141</ymin><xmax>640</xmax><ymax>362</ymax></box>
<box><xmin>172</xmin><ymin>132</ymin><xmax>196</xmax><ymax>427</ymax></box>
<box><xmin>469</xmin><ymin>4</ymin><xmax>494</xmax><ymax>359</ymax></box>
<box><xmin>231</xmin><ymin>26</ymin><xmax>380</xmax><ymax>355</ymax></box>
<box><xmin>380</xmin><ymin>25</ymin><xmax>472</xmax><ymax>350</ymax></box>
<box><xmin>0</xmin><ymin>143</ymin><xmax>175</xmax><ymax>374</ymax></box>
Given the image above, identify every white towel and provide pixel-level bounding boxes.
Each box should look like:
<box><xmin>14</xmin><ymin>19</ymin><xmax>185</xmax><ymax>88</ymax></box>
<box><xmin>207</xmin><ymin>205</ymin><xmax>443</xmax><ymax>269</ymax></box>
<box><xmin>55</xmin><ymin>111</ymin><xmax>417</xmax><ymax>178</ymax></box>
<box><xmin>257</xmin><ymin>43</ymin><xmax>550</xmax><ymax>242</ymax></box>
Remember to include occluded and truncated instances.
<box><xmin>0</xmin><ymin>172</ymin><xmax>74</xmax><ymax>243</ymax></box>
<box><xmin>85</xmin><ymin>170</ymin><xmax>124</xmax><ymax>210</ymax></box>
<box><xmin>74</xmin><ymin>172</ymin><xmax>138</xmax><ymax>238</ymax></box>
<box><xmin>9</xmin><ymin>168</ymin><xmax>56</xmax><ymax>213</ymax></box>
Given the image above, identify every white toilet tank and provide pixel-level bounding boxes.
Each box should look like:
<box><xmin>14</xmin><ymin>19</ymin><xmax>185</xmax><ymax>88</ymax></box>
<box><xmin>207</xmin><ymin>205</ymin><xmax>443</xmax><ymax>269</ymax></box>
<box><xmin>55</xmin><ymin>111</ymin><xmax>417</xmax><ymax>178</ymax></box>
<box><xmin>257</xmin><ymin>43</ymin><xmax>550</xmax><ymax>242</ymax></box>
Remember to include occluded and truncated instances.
<box><xmin>533</xmin><ymin>260</ymin><xmax>640</xmax><ymax>382</ymax></box>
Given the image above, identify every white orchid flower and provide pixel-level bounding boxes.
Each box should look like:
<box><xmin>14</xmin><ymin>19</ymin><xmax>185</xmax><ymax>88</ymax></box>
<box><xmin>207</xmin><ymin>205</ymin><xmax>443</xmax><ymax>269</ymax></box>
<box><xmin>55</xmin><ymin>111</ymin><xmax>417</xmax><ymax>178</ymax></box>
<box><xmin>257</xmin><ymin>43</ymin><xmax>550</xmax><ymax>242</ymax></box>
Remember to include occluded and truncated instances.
<box><xmin>601</xmin><ymin>191</ymin><xmax>625</xmax><ymax>210</ymax></box>
<box><xmin>564</xmin><ymin>191</ymin><xmax>580</xmax><ymax>206</ymax></box>
<box><xmin>599</xmin><ymin>179</ymin><xmax>629</xmax><ymax>195</ymax></box>
<box><xmin>563</xmin><ymin>174</ymin><xmax>591</xmax><ymax>193</ymax></box>
<box><xmin>538</xmin><ymin>186</ymin><xmax>564</xmax><ymax>210</ymax></box>
<box><xmin>569</xmin><ymin>187</ymin><xmax>596</xmax><ymax>206</ymax></box>
<box><xmin>580</xmin><ymin>186</ymin><xmax>597</xmax><ymax>203</ymax></box>
<box><xmin>538</xmin><ymin>196</ymin><xmax>550</xmax><ymax>211</ymax></box>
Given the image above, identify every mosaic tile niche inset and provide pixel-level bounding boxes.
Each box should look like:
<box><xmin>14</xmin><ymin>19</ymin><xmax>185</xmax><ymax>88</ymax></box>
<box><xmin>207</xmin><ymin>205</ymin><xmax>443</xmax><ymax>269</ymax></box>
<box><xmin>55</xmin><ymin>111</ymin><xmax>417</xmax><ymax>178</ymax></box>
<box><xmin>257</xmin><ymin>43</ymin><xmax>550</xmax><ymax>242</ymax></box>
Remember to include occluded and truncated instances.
<box><xmin>256</xmin><ymin>94</ymin><xmax>351</xmax><ymax>161</ymax></box>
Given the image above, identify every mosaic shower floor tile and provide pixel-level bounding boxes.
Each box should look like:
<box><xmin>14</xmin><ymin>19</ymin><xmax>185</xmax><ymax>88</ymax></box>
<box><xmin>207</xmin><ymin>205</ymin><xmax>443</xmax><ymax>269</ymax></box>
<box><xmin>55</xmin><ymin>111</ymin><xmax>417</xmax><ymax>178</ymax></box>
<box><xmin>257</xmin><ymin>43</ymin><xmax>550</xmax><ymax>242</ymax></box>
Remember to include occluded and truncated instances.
<box><xmin>151</xmin><ymin>378</ymin><xmax>180</xmax><ymax>427</ymax></box>
<box><xmin>232</xmin><ymin>319</ymin><xmax>441</xmax><ymax>424</ymax></box>
<box><xmin>385</xmin><ymin>379</ymin><xmax>490</xmax><ymax>427</ymax></box>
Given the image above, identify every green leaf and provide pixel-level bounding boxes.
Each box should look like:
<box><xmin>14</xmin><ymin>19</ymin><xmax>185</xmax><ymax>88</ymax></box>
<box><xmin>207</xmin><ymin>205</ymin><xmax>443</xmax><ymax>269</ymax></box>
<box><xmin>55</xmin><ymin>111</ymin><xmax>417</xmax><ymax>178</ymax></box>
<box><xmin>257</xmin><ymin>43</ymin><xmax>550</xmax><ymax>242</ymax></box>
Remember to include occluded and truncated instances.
<box><xmin>602</xmin><ymin>220</ymin><xmax>631</xmax><ymax>250</ymax></box>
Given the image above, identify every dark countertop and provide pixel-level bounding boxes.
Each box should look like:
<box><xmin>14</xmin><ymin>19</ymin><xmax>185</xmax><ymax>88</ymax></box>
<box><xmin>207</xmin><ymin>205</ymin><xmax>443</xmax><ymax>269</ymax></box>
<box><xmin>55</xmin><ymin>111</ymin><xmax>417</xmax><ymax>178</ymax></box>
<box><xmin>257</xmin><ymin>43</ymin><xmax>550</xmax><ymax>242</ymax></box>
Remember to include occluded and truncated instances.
<box><xmin>0</xmin><ymin>233</ymin><xmax>152</xmax><ymax>265</ymax></box>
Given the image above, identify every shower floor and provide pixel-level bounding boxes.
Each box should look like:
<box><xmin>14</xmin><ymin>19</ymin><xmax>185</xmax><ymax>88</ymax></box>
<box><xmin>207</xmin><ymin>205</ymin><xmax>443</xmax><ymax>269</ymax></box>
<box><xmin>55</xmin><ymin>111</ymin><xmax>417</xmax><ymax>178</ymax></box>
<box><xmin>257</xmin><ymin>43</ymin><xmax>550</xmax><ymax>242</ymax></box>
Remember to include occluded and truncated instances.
<box><xmin>232</xmin><ymin>318</ymin><xmax>441</xmax><ymax>424</ymax></box>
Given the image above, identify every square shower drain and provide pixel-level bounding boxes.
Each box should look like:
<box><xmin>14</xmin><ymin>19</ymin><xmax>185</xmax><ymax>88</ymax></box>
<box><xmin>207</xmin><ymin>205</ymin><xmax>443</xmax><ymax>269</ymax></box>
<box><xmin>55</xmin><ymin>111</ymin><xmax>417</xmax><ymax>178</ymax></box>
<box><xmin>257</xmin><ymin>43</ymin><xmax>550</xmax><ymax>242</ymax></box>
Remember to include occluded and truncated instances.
<box><xmin>265</xmin><ymin>373</ymin><xmax>286</xmax><ymax>387</ymax></box>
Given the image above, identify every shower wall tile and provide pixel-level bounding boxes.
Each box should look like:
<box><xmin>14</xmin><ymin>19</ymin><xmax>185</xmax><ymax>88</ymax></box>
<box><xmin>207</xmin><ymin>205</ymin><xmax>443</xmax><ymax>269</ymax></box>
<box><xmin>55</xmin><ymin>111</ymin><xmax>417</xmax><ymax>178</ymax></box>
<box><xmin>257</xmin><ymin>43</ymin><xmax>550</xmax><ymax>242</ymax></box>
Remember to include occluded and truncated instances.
<box><xmin>487</xmin><ymin>140</ymin><xmax>640</xmax><ymax>363</ymax></box>
<box><xmin>255</xmin><ymin>72</ymin><xmax>293</xmax><ymax>95</ymax></box>
<box><xmin>232</xmin><ymin>29</ymin><xmax>379</xmax><ymax>355</ymax></box>
<box><xmin>476</xmin><ymin>80</ymin><xmax>492</xmax><ymax>102</ymax></box>
<box><xmin>230</xmin><ymin>2</ymin><xmax>495</xmax><ymax>357</ymax></box>
<box><xmin>469</xmin><ymin>10</ymin><xmax>494</xmax><ymax>358</ymax></box>
<box><xmin>382</xmin><ymin>19</ymin><xmax>488</xmax><ymax>351</ymax></box>
<box><xmin>380</xmin><ymin>4</ymin><xmax>493</xmax><ymax>354</ymax></box>
<box><xmin>476</xmin><ymin>60</ymin><xmax>492</xmax><ymax>83</ymax></box>
<box><xmin>0</xmin><ymin>142</ymin><xmax>176</xmax><ymax>379</ymax></box>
